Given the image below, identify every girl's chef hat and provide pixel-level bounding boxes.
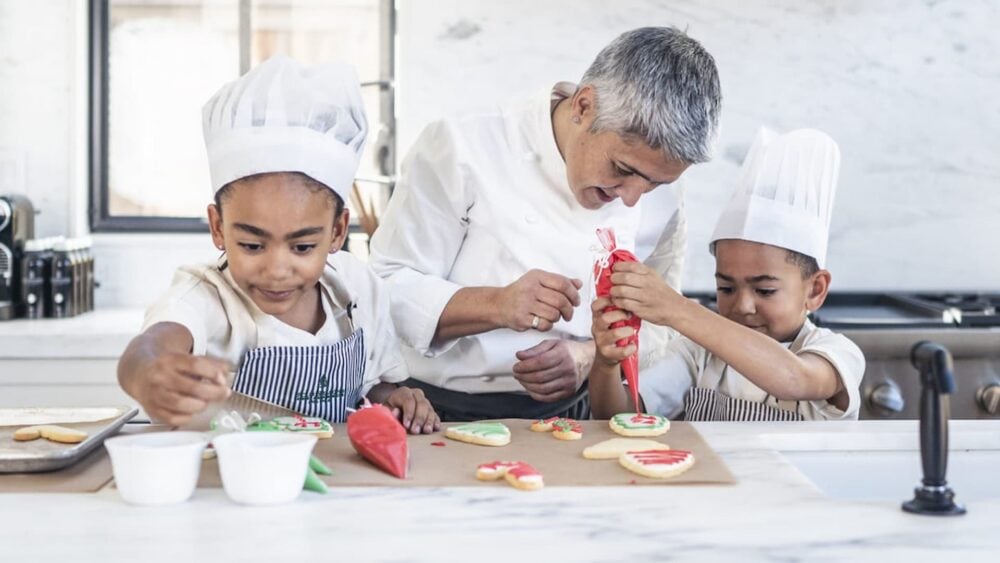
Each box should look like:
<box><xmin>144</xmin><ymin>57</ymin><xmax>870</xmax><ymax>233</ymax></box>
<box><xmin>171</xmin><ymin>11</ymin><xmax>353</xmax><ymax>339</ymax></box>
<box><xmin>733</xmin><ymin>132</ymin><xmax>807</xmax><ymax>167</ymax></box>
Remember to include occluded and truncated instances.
<box><xmin>202</xmin><ymin>54</ymin><xmax>367</xmax><ymax>200</ymax></box>
<box><xmin>709</xmin><ymin>127</ymin><xmax>841</xmax><ymax>268</ymax></box>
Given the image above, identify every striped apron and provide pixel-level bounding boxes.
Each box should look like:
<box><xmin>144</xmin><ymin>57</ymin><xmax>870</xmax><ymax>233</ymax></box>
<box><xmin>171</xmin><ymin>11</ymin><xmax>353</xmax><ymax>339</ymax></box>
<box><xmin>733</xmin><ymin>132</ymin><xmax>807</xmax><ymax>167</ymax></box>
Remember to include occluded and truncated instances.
<box><xmin>682</xmin><ymin>364</ymin><xmax>805</xmax><ymax>422</ymax></box>
<box><xmin>231</xmin><ymin>321</ymin><xmax>367</xmax><ymax>424</ymax></box>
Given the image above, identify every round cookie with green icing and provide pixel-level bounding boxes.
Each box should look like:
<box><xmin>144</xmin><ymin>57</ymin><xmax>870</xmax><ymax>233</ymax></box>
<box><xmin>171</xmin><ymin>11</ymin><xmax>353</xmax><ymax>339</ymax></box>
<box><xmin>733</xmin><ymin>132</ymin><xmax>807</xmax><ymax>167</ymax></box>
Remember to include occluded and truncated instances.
<box><xmin>247</xmin><ymin>415</ymin><xmax>334</xmax><ymax>438</ymax></box>
<box><xmin>444</xmin><ymin>422</ymin><xmax>511</xmax><ymax>446</ymax></box>
<box><xmin>609</xmin><ymin>413</ymin><xmax>670</xmax><ymax>437</ymax></box>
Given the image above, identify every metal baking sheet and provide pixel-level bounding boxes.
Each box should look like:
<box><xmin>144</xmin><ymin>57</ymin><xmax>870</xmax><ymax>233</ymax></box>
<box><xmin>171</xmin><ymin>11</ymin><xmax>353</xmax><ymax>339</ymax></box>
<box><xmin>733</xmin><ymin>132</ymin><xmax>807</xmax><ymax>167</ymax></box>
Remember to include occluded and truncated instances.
<box><xmin>0</xmin><ymin>406</ymin><xmax>138</xmax><ymax>473</ymax></box>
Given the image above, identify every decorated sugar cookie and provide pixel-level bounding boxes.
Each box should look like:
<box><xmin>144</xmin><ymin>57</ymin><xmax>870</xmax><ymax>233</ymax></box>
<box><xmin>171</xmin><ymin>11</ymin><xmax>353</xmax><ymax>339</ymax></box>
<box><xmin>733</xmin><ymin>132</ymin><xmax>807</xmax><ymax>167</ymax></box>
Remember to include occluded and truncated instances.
<box><xmin>247</xmin><ymin>415</ymin><xmax>334</xmax><ymax>438</ymax></box>
<box><xmin>445</xmin><ymin>422</ymin><xmax>511</xmax><ymax>446</ymax></box>
<box><xmin>619</xmin><ymin>449</ymin><xmax>695</xmax><ymax>479</ymax></box>
<box><xmin>530</xmin><ymin>417</ymin><xmax>583</xmax><ymax>441</ymax></box>
<box><xmin>476</xmin><ymin>461</ymin><xmax>544</xmax><ymax>491</ymax></box>
<box><xmin>609</xmin><ymin>413</ymin><xmax>670</xmax><ymax>437</ymax></box>
<box><xmin>582</xmin><ymin>438</ymin><xmax>671</xmax><ymax>460</ymax></box>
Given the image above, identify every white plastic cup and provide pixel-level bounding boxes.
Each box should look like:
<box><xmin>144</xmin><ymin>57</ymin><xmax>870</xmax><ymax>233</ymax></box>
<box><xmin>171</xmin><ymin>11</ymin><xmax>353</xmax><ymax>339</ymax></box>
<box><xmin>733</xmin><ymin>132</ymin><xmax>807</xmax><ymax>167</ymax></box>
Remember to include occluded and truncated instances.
<box><xmin>212</xmin><ymin>432</ymin><xmax>318</xmax><ymax>505</ymax></box>
<box><xmin>104</xmin><ymin>431</ymin><xmax>208</xmax><ymax>506</ymax></box>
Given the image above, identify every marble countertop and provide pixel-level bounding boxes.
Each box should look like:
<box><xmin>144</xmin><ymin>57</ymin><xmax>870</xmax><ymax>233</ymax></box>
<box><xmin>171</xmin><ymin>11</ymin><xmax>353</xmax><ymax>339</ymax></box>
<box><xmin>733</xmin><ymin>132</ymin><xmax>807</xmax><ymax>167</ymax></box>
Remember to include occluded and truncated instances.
<box><xmin>0</xmin><ymin>308</ymin><xmax>143</xmax><ymax>359</ymax></box>
<box><xmin>2</xmin><ymin>420</ymin><xmax>997</xmax><ymax>561</ymax></box>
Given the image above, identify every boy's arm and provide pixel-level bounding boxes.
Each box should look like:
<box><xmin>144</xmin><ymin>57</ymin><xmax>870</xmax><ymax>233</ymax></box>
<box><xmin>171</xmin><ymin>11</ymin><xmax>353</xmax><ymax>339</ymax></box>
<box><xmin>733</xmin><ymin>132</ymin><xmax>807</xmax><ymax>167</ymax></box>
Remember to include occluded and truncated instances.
<box><xmin>117</xmin><ymin>322</ymin><xmax>232</xmax><ymax>425</ymax></box>
<box><xmin>587</xmin><ymin>297</ymin><xmax>645</xmax><ymax>419</ymax></box>
<box><xmin>365</xmin><ymin>383</ymin><xmax>441</xmax><ymax>435</ymax></box>
<box><xmin>609</xmin><ymin>266</ymin><xmax>846</xmax><ymax>407</ymax></box>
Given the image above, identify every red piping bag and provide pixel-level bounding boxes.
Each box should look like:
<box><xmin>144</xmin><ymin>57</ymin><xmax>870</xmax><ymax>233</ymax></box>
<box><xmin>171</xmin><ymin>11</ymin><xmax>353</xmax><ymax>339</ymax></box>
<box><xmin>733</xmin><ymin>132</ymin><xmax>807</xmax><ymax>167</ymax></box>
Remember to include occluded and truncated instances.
<box><xmin>593</xmin><ymin>227</ymin><xmax>643</xmax><ymax>413</ymax></box>
<box><xmin>347</xmin><ymin>403</ymin><xmax>409</xmax><ymax>479</ymax></box>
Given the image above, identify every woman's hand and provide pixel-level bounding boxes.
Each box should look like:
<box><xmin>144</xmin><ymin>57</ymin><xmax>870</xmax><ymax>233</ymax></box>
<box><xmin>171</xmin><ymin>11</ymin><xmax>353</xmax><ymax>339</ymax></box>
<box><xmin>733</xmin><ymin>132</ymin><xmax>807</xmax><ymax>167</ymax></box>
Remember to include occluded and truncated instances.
<box><xmin>608</xmin><ymin>262</ymin><xmax>680</xmax><ymax>326</ymax></box>
<box><xmin>497</xmin><ymin>269</ymin><xmax>583</xmax><ymax>332</ymax></box>
<box><xmin>512</xmin><ymin>339</ymin><xmax>592</xmax><ymax>402</ymax></box>
<box><xmin>384</xmin><ymin>386</ymin><xmax>441</xmax><ymax>435</ymax></box>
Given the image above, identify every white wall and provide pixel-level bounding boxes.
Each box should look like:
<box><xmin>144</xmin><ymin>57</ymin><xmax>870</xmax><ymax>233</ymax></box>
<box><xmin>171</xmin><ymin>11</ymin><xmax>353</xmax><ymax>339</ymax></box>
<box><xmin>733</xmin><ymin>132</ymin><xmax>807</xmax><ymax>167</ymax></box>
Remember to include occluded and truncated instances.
<box><xmin>0</xmin><ymin>0</ymin><xmax>997</xmax><ymax>308</ymax></box>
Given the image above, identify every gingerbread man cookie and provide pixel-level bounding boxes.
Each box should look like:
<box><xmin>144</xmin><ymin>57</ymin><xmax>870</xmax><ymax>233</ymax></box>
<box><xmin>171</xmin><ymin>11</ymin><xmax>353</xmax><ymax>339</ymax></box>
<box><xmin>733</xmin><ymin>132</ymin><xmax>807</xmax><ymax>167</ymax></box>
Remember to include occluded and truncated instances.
<box><xmin>609</xmin><ymin>413</ymin><xmax>670</xmax><ymax>437</ymax></box>
<box><xmin>529</xmin><ymin>417</ymin><xmax>583</xmax><ymax>441</ymax></box>
<box><xmin>619</xmin><ymin>449</ymin><xmax>695</xmax><ymax>479</ymax></box>
<box><xmin>476</xmin><ymin>461</ymin><xmax>544</xmax><ymax>491</ymax></box>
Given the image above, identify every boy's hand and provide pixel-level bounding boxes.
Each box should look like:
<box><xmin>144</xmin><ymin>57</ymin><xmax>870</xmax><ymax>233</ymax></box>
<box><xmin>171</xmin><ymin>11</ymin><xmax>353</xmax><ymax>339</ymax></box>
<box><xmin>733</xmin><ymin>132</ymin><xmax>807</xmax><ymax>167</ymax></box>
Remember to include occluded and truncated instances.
<box><xmin>591</xmin><ymin>297</ymin><xmax>637</xmax><ymax>366</ymax></box>
<box><xmin>385</xmin><ymin>387</ymin><xmax>441</xmax><ymax>435</ymax></box>
<box><xmin>137</xmin><ymin>353</ymin><xmax>233</xmax><ymax>426</ymax></box>
<box><xmin>608</xmin><ymin>262</ymin><xmax>679</xmax><ymax>325</ymax></box>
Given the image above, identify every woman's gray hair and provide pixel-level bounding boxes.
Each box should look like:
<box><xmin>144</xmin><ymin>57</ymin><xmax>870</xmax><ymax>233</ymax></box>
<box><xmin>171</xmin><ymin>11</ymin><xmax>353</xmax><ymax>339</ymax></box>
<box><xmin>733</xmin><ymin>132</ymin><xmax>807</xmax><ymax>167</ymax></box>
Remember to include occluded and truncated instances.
<box><xmin>580</xmin><ymin>27</ymin><xmax>722</xmax><ymax>164</ymax></box>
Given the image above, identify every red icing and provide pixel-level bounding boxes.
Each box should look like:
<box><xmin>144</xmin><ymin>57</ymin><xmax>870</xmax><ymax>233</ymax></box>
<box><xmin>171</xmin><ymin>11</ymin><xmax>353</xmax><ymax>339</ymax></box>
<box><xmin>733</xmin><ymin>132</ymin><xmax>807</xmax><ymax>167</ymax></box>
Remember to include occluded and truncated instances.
<box><xmin>626</xmin><ymin>449</ymin><xmax>692</xmax><ymax>466</ymax></box>
<box><xmin>430</xmin><ymin>441</ymin><xmax>446</xmax><ymax>447</ymax></box>
<box><xmin>347</xmin><ymin>404</ymin><xmax>409</xmax><ymax>479</ymax></box>
<box><xmin>293</xmin><ymin>415</ymin><xmax>322</xmax><ymax>429</ymax></box>
<box><xmin>594</xmin><ymin>227</ymin><xmax>642</xmax><ymax>413</ymax></box>
<box><xmin>552</xmin><ymin>418</ymin><xmax>582</xmax><ymax>434</ymax></box>
<box><xmin>629</xmin><ymin>414</ymin><xmax>662</xmax><ymax>426</ymax></box>
<box><xmin>477</xmin><ymin>461</ymin><xmax>541</xmax><ymax>480</ymax></box>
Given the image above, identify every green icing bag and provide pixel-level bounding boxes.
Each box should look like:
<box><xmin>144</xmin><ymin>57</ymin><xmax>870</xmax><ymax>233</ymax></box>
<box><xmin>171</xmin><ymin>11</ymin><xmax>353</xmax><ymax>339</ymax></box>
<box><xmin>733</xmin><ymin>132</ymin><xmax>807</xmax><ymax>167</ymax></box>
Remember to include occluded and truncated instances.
<box><xmin>309</xmin><ymin>455</ymin><xmax>332</xmax><ymax>476</ymax></box>
<box><xmin>303</xmin><ymin>466</ymin><xmax>329</xmax><ymax>494</ymax></box>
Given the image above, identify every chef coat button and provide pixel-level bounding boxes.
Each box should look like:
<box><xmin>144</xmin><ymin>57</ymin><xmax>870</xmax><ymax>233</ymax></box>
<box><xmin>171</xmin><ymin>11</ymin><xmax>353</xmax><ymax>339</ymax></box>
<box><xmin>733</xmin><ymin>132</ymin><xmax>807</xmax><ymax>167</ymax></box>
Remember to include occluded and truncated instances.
<box><xmin>523</xmin><ymin>151</ymin><xmax>540</xmax><ymax>162</ymax></box>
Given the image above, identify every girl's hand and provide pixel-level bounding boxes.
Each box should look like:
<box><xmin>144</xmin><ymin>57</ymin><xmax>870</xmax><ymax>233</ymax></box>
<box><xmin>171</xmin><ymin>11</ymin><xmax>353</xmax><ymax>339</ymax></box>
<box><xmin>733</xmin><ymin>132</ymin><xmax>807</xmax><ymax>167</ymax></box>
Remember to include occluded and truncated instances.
<box><xmin>385</xmin><ymin>386</ymin><xmax>441</xmax><ymax>435</ymax></box>
<box><xmin>590</xmin><ymin>297</ymin><xmax>636</xmax><ymax>366</ymax></box>
<box><xmin>608</xmin><ymin>262</ymin><xmax>680</xmax><ymax>326</ymax></box>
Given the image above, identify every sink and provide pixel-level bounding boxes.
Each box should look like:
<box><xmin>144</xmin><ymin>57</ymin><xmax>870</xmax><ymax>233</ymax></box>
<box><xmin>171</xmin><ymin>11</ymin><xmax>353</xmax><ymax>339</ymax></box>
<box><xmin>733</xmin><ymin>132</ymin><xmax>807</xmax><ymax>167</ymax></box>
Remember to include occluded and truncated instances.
<box><xmin>763</xmin><ymin>428</ymin><xmax>1000</xmax><ymax>502</ymax></box>
<box><xmin>781</xmin><ymin>449</ymin><xmax>1000</xmax><ymax>502</ymax></box>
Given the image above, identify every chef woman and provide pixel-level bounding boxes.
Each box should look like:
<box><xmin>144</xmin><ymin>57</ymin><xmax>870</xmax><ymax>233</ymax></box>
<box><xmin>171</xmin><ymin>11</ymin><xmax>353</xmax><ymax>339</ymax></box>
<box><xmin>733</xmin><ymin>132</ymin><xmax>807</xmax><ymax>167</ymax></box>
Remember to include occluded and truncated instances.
<box><xmin>370</xmin><ymin>27</ymin><xmax>722</xmax><ymax>421</ymax></box>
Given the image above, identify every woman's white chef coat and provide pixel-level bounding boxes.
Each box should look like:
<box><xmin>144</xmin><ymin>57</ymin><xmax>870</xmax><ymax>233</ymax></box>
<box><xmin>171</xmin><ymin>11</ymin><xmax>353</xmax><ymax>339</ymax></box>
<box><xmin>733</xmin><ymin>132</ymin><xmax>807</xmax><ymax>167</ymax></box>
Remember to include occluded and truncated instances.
<box><xmin>142</xmin><ymin>252</ymin><xmax>407</xmax><ymax>395</ymax></box>
<box><xmin>369</xmin><ymin>83</ymin><xmax>686</xmax><ymax>394</ymax></box>
<box><xmin>638</xmin><ymin>319</ymin><xmax>866</xmax><ymax>420</ymax></box>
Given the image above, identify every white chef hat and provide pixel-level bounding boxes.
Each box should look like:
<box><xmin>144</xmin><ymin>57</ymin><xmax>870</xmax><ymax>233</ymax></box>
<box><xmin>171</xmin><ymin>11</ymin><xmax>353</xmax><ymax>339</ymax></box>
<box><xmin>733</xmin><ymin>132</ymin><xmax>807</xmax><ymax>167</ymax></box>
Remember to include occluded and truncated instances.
<box><xmin>709</xmin><ymin>127</ymin><xmax>841</xmax><ymax>268</ymax></box>
<box><xmin>202</xmin><ymin>54</ymin><xmax>367</xmax><ymax>200</ymax></box>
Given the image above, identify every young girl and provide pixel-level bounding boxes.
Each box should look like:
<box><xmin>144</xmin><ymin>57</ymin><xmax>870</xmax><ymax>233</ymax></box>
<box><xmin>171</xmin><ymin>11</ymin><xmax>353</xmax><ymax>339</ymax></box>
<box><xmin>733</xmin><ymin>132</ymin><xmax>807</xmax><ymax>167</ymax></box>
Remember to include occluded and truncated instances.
<box><xmin>117</xmin><ymin>55</ymin><xmax>440</xmax><ymax>433</ymax></box>
<box><xmin>589</xmin><ymin>128</ymin><xmax>864</xmax><ymax>421</ymax></box>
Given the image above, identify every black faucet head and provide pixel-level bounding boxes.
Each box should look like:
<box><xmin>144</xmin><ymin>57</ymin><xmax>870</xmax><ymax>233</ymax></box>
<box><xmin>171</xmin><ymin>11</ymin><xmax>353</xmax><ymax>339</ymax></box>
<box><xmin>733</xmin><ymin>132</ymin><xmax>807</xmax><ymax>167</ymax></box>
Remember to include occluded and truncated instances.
<box><xmin>910</xmin><ymin>341</ymin><xmax>956</xmax><ymax>394</ymax></box>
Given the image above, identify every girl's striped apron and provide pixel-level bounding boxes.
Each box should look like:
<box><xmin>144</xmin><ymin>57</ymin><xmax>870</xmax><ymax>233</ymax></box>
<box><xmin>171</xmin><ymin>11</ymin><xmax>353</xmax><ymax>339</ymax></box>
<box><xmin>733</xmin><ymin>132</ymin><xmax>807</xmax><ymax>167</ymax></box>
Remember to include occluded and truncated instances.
<box><xmin>231</xmin><ymin>313</ymin><xmax>367</xmax><ymax>423</ymax></box>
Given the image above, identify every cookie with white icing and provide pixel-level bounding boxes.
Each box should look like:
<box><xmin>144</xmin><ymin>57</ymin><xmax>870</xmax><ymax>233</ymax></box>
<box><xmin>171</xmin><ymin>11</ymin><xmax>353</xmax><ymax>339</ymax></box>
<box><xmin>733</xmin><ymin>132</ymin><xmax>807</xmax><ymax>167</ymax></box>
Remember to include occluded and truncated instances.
<box><xmin>476</xmin><ymin>461</ymin><xmax>544</xmax><ymax>491</ymax></box>
<box><xmin>582</xmin><ymin>438</ymin><xmax>671</xmax><ymax>460</ymax></box>
<box><xmin>445</xmin><ymin>422</ymin><xmax>511</xmax><ymax>446</ymax></box>
<box><xmin>609</xmin><ymin>413</ymin><xmax>670</xmax><ymax>437</ymax></box>
<box><xmin>246</xmin><ymin>415</ymin><xmax>334</xmax><ymax>438</ymax></box>
<box><xmin>619</xmin><ymin>449</ymin><xmax>695</xmax><ymax>479</ymax></box>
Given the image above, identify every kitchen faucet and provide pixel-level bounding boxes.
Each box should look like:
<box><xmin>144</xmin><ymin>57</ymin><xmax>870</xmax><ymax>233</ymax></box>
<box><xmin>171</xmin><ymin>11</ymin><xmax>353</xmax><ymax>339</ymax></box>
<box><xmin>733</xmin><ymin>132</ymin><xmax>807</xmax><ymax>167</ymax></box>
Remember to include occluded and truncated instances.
<box><xmin>902</xmin><ymin>341</ymin><xmax>966</xmax><ymax>515</ymax></box>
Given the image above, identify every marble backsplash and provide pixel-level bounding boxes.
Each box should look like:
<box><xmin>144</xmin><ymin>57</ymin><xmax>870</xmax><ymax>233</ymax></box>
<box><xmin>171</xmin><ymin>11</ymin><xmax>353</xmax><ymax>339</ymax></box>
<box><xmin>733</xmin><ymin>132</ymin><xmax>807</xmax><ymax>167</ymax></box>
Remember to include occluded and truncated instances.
<box><xmin>396</xmin><ymin>0</ymin><xmax>1000</xmax><ymax>292</ymax></box>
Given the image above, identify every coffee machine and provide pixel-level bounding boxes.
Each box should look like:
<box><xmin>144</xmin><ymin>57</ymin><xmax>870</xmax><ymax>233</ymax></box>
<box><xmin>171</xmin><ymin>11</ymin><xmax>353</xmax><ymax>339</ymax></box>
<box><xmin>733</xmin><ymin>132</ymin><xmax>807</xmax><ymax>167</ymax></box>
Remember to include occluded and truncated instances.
<box><xmin>0</xmin><ymin>194</ymin><xmax>34</xmax><ymax>320</ymax></box>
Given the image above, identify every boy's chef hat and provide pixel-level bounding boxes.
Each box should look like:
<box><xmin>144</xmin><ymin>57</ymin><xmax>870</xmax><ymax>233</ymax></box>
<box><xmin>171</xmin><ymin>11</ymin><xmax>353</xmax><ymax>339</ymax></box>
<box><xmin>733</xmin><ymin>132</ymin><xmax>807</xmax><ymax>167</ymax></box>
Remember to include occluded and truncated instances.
<box><xmin>202</xmin><ymin>54</ymin><xmax>367</xmax><ymax>200</ymax></box>
<box><xmin>709</xmin><ymin>127</ymin><xmax>841</xmax><ymax>268</ymax></box>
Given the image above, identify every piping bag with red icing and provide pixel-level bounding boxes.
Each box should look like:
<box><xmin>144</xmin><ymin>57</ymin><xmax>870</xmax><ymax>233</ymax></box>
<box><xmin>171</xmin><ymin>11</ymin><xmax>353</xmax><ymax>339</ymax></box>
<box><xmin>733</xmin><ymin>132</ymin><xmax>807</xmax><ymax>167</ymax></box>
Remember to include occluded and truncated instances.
<box><xmin>593</xmin><ymin>227</ymin><xmax>643</xmax><ymax>413</ymax></box>
<box><xmin>347</xmin><ymin>401</ymin><xmax>409</xmax><ymax>479</ymax></box>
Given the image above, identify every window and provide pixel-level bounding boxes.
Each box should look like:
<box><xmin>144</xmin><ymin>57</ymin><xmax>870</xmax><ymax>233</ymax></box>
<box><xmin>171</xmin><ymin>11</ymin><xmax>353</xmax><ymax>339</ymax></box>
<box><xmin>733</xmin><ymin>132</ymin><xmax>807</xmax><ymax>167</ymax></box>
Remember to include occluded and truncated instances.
<box><xmin>89</xmin><ymin>0</ymin><xmax>395</xmax><ymax>233</ymax></box>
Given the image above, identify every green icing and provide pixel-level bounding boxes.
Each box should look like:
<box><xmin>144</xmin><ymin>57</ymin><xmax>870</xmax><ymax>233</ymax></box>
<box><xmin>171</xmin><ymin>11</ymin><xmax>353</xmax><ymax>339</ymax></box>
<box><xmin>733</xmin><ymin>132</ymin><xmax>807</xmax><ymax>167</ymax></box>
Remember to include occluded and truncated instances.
<box><xmin>303</xmin><ymin>466</ymin><xmax>329</xmax><ymax>494</ymax></box>
<box><xmin>452</xmin><ymin>422</ymin><xmax>510</xmax><ymax>437</ymax></box>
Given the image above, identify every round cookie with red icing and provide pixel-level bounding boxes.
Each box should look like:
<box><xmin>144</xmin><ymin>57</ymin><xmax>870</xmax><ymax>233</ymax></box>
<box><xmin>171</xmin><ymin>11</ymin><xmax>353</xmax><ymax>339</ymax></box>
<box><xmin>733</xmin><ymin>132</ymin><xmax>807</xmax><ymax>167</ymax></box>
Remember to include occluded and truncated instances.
<box><xmin>609</xmin><ymin>413</ymin><xmax>670</xmax><ymax>437</ymax></box>
<box><xmin>530</xmin><ymin>417</ymin><xmax>583</xmax><ymax>441</ymax></box>
<box><xmin>619</xmin><ymin>449</ymin><xmax>695</xmax><ymax>478</ymax></box>
<box><xmin>476</xmin><ymin>461</ymin><xmax>544</xmax><ymax>491</ymax></box>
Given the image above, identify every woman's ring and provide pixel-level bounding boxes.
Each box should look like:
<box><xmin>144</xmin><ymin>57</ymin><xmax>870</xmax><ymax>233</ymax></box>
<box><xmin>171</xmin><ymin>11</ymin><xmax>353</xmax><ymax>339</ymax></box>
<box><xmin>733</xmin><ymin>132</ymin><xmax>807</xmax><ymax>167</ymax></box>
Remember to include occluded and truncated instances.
<box><xmin>531</xmin><ymin>315</ymin><xmax>540</xmax><ymax>329</ymax></box>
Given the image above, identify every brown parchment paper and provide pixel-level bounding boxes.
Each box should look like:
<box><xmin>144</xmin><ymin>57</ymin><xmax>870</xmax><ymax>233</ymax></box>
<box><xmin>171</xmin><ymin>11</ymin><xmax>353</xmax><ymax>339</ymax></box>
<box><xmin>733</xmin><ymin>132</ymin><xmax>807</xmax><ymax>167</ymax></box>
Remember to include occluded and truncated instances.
<box><xmin>197</xmin><ymin>419</ymin><xmax>736</xmax><ymax>488</ymax></box>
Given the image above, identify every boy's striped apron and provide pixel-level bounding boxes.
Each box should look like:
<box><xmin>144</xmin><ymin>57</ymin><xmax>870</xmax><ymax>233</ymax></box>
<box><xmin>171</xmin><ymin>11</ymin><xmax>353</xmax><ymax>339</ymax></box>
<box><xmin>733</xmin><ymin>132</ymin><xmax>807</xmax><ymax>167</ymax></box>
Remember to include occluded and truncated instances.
<box><xmin>682</xmin><ymin>346</ymin><xmax>806</xmax><ymax>422</ymax></box>
<box><xmin>231</xmin><ymin>313</ymin><xmax>366</xmax><ymax>423</ymax></box>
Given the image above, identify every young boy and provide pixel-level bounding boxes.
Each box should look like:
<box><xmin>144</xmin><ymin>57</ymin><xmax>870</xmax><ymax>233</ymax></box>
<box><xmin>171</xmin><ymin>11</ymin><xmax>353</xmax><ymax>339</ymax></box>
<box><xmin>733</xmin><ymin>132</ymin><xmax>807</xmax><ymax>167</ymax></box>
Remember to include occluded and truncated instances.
<box><xmin>117</xmin><ymin>55</ymin><xmax>440</xmax><ymax>433</ymax></box>
<box><xmin>589</xmin><ymin>128</ymin><xmax>865</xmax><ymax>421</ymax></box>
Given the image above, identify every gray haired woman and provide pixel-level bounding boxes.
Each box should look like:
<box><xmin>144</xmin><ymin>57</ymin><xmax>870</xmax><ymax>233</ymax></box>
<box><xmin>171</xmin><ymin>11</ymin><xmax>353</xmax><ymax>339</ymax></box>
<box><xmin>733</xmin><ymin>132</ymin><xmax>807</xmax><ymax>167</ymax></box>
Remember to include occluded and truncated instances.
<box><xmin>370</xmin><ymin>27</ymin><xmax>722</xmax><ymax>421</ymax></box>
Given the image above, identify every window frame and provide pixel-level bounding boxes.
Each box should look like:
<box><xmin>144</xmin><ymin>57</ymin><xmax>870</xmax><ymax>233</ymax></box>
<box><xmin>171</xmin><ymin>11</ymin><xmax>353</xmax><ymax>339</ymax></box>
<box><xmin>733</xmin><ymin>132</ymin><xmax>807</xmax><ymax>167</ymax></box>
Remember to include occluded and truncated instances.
<box><xmin>88</xmin><ymin>0</ymin><xmax>396</xmax><ymax>233</ymax></box>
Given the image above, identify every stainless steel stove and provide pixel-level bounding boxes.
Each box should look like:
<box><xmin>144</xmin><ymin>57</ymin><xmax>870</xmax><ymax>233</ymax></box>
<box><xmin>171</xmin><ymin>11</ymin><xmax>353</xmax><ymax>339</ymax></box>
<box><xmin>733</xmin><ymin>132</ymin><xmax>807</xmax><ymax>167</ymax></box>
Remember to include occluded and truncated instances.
<box><xmin>813</xmin><ymin>293</ymin><xmax>1000</xmax><ymax>420</ymax></box>
<box><xmin>689</xmin><ymin>292</ymin><xmax>1000</xmax><ymax>420</ymax></box>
